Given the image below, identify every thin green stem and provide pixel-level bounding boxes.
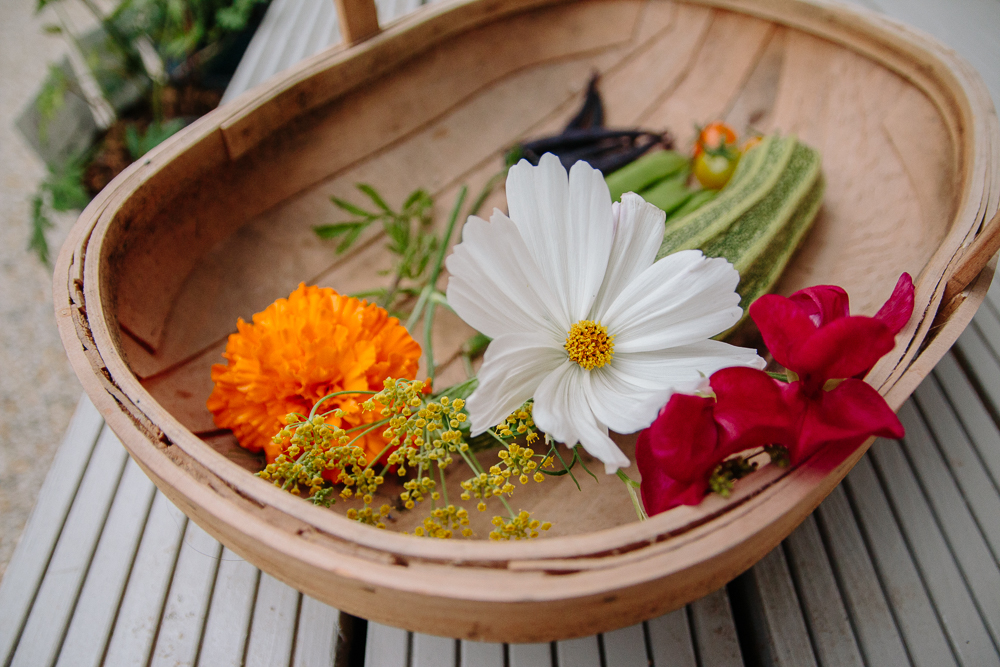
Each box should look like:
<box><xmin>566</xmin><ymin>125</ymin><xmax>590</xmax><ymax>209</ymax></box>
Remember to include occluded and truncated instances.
<box><xmin>364</xmin><ymin>439</ymin><xmax>397</xmax><ymax>472</ymax></box>
<box><xmin>423</xmin><ymin>300</ymin><xmax>436</xmax><ymax>384</ymax></box>
<box><xmin>438</xmin><ymin>463</ymin><xmax>449</xmax><ymax>506</ymax></box>
<box><xmin>550</xmin><ymin>437</ymin><xmax>581</xmax><ymax>491</ymax></box>
<box><xmin>497</xmin><ymin>495</ymin><xmax>517</xmax><ymax>520</ymax></box>
<box><xmin>486</xmin><ymin>428</ymin><xmax>512</xmax><ymax>450</ymax></box>
<box><xmin>404</xmin><ymin>284</ymin><xmax>432</xmax><ymax>332</ymax></box>
<box><xmin>343</xmin><ymin>421</ymin><xmax>389</xmax><ymax>450</ymax></box>
<box><xmin>616</xmin><ymin>470</ymin><xmax>648</xmax><ymax>521</ymax></box>
<box><xmin>342</xmin><ymin>417</ymin><xmax>390</xmax><ymax>434</ymax></box>
<box><xmin>468</xmin><ymin>169</ymin><xmax>507</xmax><ymax>218</ymax></box>
<box><xmin>427</xmin><ymin>186</ymin><xmax>467</xmax><ymax>289</ymax></box>
<box><xmin>310</xmin><ymin>390</ymin><xmax>377</xmax><ymax>417</ymax></box>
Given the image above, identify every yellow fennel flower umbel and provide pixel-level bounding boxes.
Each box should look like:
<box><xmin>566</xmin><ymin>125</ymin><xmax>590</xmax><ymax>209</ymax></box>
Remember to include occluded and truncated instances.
<box><xmin>207</xmin><ymin>283</ymin><xmax>421</xmax><ymax>463</ymax></box>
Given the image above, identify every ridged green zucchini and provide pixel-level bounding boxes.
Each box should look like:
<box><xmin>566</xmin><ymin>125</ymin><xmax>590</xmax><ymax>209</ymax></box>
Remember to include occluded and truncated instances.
<box><xmin>726</xmin><ymin>174</ymin><xmax>826</xmax><ymax>329</ymax></box>
<box><xmin>657</xmin><ymin>135</ymin><xmax>796</xmax><ymax>258</ymax></box>
<box><xmin>699</xmin><ymin>142</ymin><xmax>821</xmax><ymax>273</ymax></box>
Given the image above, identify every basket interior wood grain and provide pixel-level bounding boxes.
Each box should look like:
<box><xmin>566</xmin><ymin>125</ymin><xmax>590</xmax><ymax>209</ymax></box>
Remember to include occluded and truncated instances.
<box><xmin>115</xmin><ymin>0</ymin><xmax>961</xmax><ymax>535</ymax></box>
<box><xmin>58</xmin><ymin>0</ymin><xmax>998</xmax><ymax>641</ymax></box>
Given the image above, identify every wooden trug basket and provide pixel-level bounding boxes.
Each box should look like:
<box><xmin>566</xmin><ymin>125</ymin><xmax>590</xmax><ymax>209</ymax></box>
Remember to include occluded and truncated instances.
<box><xmin>55</xmin><ymin>0</ymin><xmax>1000</xmax><ymax>642</ymax></box>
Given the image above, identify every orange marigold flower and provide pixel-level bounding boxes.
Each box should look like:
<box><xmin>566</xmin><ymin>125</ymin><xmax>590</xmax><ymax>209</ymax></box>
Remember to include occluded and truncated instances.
<box><xmin>207</xmin><ymin>283</ymin><xmax>421</xmax><ymax>463</ymax></box>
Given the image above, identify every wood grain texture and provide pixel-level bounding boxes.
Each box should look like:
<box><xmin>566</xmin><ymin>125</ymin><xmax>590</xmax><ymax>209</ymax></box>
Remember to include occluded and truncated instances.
<box><xmin>10</xmin><ymin>426</ymin><xmax>128</xmax><ymax>667</ymax></box>
<box><xmin>55</xmin><ymin>458</ymin><xmax>158</xmax><ymax>667</ymax></box>
<box><xmin>844</xmin><ymin>457</ymin><xmax>966</xmax><ymax>667</ymax></box>
<box><xmin>812</xmin><ymin>486</ymin><xmax>911</xmax><ymax>667</ymax></box>
<box><xmin>102</xmin><ymin>492</ymin><xmax>189</xmax><ymax>667</ymax></box>
<box><xmin>0</xmin><ymin>398</ymin><xmax>104</xmax><ymax>665</ymax></box>
<box><xmin>782</xmin><ymin>516</ymin><xmax>864</xmax><ymax>667</ymax></box>
<box><xmin>197</xmin><ymin>549</ymin><xmax>259</xmax><ymax>667</ymax></box>
<box><xmin>51</xmin><ymin>0</ymin><xmax>1000</xmax><ymax>643</ymax></box>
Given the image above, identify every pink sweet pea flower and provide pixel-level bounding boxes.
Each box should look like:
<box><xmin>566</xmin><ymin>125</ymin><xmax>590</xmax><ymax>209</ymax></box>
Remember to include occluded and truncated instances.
<box><xmin>749</xmin><ymin>273</ymin><xmax>914</xmax><ymax>391</ymax></box>
<box><xmin>637</xmin><ymin>275</ymin><xmax>914</xmax><ymax>513</ymax></box>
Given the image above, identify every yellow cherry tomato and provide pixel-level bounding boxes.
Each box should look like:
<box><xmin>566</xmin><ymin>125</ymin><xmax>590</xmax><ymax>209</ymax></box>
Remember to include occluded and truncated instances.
<box><xmin>693</xmin><ymin>151</ymin><xmax>739</xmax><ymax>189</ymax></box>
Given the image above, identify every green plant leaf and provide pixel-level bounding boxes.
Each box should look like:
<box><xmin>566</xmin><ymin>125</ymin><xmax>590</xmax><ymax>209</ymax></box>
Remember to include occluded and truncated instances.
<box><xmin>330</xmin><ymin>197</ymin><xmax>373</xmax><ymax>218</ymax></box>
<box><xmin>357</xmin><ymin>184</ymin><xmax>392</xmax><ymax>212</ymax></box>
<box><xmin>313</xmin><ymin>221</ymin><xmax>369</xmax><ymax>240</ymax></box>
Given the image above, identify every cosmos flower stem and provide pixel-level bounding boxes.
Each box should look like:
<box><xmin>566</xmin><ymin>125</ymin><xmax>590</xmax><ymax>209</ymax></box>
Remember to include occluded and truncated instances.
<box><xmin>423</xmin><ymin>301</ymin><xmax>437</xmax><ymax>384</ymax></box>
<box><xmin>310</xmin><ymin>389</ymin><xmax>378</xmax><ymax>418</ymax></box>
<box><xmin>616</xmin><ymin>469</ymin><xmax>648</xmax><ymax>521</ymax></box>
<box><xmin>428</xmin><ymin>185</ymin><xmax>467</xmax><ymax>290</ymax></box>
<box><xmin>405</xmin><ymin>285</ymin><xmax>431</xmax><ymax>332</ymax></box>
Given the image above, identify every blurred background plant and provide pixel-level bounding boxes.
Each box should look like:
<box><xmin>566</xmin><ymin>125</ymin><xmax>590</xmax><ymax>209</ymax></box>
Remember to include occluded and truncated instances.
<box><xmin>20</xmin><ymin>0</ymin><xmax>270</xmax><ymax>265</ymax></box>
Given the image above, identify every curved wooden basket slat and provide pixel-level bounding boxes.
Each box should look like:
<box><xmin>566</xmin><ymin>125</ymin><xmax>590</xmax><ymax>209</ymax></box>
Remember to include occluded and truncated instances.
<box><xmin>55</xmin><ymin>0</ymin><xmax>1000</xmax><ymax>642</ymax></box>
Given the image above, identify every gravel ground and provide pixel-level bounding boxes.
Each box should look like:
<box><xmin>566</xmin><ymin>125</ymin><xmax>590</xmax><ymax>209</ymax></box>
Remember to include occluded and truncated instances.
<box><xmin>0</xmin><ymin>2</ymin><xmax>88</xmax><ymax>581</ymax></box>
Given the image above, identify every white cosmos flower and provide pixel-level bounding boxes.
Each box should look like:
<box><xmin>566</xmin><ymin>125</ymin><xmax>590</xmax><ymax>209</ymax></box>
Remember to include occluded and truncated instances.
<box><xmin>445</xmin><ymin>153</ymin><xmax>765</xmax><ymax>473</ymax></box>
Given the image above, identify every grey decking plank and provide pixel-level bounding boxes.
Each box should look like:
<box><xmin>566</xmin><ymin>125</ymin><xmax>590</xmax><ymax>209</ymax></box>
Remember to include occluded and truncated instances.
<box><xmin>886</xmin><ymin>403</ymin><xmax>1000</xmax><ymax>652</ymax></box>
<box><xmin>934</xmin><ymin>353</ymin><xmax>1000</xmax><ymax>491</ymax></box>
<box><xmin>912</xmin><ymin>380</ymin><xmax>1000</xmax><ymax>577</ymax></box>
<box><xmin>364</xmin><ymin>623</ymin><xmax>409</xmax><ymax>667</ymax></box>
<box><xmin>10</xmin><ymin>425</ymin><xmax>128</xmax><ymax>667</ymax></box>
<box><xmin>555</xmin><ymin>635</ymin><xmax>601</xmax><ymax>667</ymax></box>
<box><xmin>783</xmin><ymin>515</ymin><xmax>864</xmax><ymax>667</ymax></box>
<box><xmin>293</xmin><ymin>595</ymin><xmax>344</xmax><ymax>667</ymax></box>
<box><xmin>689</xmin><ymin>588</ymin><xmax>743</xmax><ymax>666</ymax></box>
<box><xmin>854</xmin><ymin>446</ymin><xmax>997</xmax><ymax>665</ymax></box>
<box><xmin>646</xmin><ymin>609</ymin><xmax>697</xmax><ymax>667</ymax></box>
<box><xmin>507</xmin><ymin>642</ymin><xmax>553</xmax><ymax>667</ymax></box>
<box><xmin>245</xmin><ymin>573</ymin><xmax>301</xmax><ymax>667</ymax></box>
<box><xmin>972</xmin><ymin>303</ymin><xmax>1000</xmax><ymax>362</ymax></box>
<box><xmin>741</xmin><ymin>547</ymin><xmax>818</xmax><ymax>667</ymax></box>
<box><xmin>103</xmin><ymin>491</ymin><xmax>188</xmax><ymax>666</ymax></box>
<box><xmin>54</xmin><ymin>457</ymin><xmax>157</xmax><ymax>667</ymax></box>
<box><xmin>196</xmin><ymin>548</ymin><xmax>259</xmax><ymax>667</ymax></box>
<box><xmin>460</xmin><ymin>639</ymin><xmax>504</xmax><ymax>667</ymax></box>
<box><xmin>954</xmin><ymin>327</ymin><xmax>1000</xmax><ymax>417</ymax></box>
<box><xmin>842</xmin><ymin>457</ymin><xmax>961</xmax><ymax>667</ymax></box>
<box><xmin>601</xmin><ymin>623</ymin><xmax>648</xmax><ymax>666</ymax></box>
<box><xmin>149</xmin><ymin>520</ymin><xmax>222</xmax><ymax>667</ymax></box>
<box><xmin>814</xmin><ymin>480</ymin><xmax>916</xmax><ymax>667</ymax></box>
<box><xmin>0</xmin><ymin>397</ymin><xmax>104</xmax><ymax>665</ymax></box>
<box><xmin>411</xmin><ymin>633</ymin><xmax>457</xmax><ymax>667</ymax></box>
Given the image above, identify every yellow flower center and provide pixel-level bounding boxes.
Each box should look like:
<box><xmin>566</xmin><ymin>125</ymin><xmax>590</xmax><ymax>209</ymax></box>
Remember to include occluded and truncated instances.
<box><xmin>564</xmin><ymin>320</ymin><xmax>615</xmax><ymax>370</ymax></box>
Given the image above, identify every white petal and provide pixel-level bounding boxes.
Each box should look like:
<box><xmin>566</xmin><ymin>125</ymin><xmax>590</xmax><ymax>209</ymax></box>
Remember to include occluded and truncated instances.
<box><xmin>532</xmin><ymin>361</ymin><xmax>631</xmax><ymax>473</ymax></box>
<box><xmin>611</xmin><ymin>341</ymin><xmax>766</xmax><ymax>394</ymax></box>
<box><xmin>584</xmin><ymin>365</ymin><xmax>672</xmax><ymax>434</ymax></box>
<box><xmin>604</xmin><ymin>250</ymin><xmax>743</xmax><ymax>352</ymax></box>
<box><xmin>466</xmin><ymin>333</ymin><xmax>566</xmax><ymax>434</ymax></box>
<box><xmin>506</xmin><ymin>155</ymin><xmax>614</xmax><ymax>323</ymax></box>
<box><xmin>446</xmin><ymin>210</ymin><xmax>569</xmax><ymax>339</ymax></box>
<box><xmin>590</xmin><ymin>193</ymin><xmax>665</xmax><ymax>320</ymax></box>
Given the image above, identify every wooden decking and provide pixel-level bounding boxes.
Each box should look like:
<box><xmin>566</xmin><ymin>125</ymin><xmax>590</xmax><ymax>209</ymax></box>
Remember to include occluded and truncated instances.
<box><xmin>3</xmin><ymin>285</ymin><xmax>1000</xmax><ymax>665</ymax></box>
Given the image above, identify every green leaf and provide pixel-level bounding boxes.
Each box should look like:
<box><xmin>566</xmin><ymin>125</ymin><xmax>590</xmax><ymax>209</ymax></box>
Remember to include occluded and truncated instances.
<box><xmin>357</xmin><ymin>183</ymin><xmax>391</xmax><ymax>212</ymax></box>
<box><xmin>313</xmin><ymin>221</ymin><xmax>369</xmax><ymax>240</ymax></box>
<box><xmin>330</xmin><ymin>197</ymin><xmax>373</xmax><ymax>218</ymax></box>
<box><xmin>28</xmin><ymin>195</ymin><xmax>53</xmax><ymax>266</ymax></box>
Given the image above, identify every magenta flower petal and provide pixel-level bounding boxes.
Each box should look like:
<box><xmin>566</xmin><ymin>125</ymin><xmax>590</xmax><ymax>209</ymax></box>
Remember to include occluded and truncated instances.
<box><xmin>874</xmin><ymin>272</ymin><xmax>915</xmax><ymax>335</ymax></box>
<box><xmin>788</xmin><ymin>285</ymin><xmax>850</xmax><ymax>326</ymax></box>
<box><xmin>792</xmin><ymin>378</ymin><xmax>904</xmax><ymax>463</ymax></box>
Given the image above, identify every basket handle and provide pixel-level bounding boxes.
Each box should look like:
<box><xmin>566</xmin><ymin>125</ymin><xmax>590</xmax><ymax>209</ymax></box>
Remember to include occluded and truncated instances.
<box><xmin>943</xmin><ymin>208</ymin><xmax>1000</xmax><ymax>304</ymax></box>
<box><xmin>334</xmin><ymin>0</ymin><xmax>380</xmax><ymax>44</ymax></box>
